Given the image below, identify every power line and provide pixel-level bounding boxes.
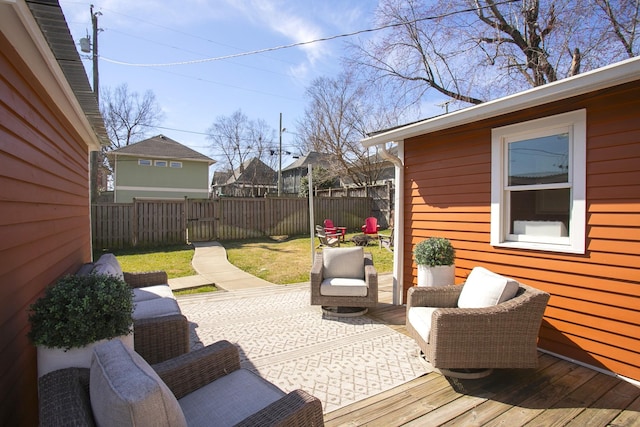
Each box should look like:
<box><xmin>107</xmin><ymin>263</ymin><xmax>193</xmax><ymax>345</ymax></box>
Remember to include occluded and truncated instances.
<box><xmin>138</xmin><ymin>124</ymin><xmax>299</xmax><ymax>150</ymax></box>
<box><xmin>99</xmin><ymin>0</ymin><xmax>518</xmax><ymax>68</ymax></box>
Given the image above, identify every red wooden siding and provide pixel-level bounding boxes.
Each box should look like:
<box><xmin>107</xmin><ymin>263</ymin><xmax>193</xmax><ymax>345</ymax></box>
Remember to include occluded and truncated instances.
<box><xmin>0</xmin><ymin>35</ymin><xmax>93</xmax><ymax>425</ymax></box>
<box><xmin>402</xmin><ymin>81</ymin><xmax>640</xmax><ymax>382</ymax></box>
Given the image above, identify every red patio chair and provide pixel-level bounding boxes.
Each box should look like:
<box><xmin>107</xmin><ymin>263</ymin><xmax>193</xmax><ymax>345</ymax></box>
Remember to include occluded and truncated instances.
<box><xmin>361</xmin><ymin>217</ymin><xmax>380</xmax><ymax>235</ymax></box>
<box><xmin>324</xmin><ymin>219</ymin><xmax>346</xmax><ymax>242</ymax></box>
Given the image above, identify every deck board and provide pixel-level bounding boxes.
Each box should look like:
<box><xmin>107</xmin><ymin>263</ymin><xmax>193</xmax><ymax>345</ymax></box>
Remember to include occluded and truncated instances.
<box><xmin>324</xmin><ymin>282</ymin><xmax>640</xmax><ymax>426</ymax></box>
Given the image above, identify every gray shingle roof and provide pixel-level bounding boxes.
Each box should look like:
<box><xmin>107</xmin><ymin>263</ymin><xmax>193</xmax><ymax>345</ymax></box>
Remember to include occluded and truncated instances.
<box><xmin>282</xmin><ymin>151</ymin><xmax>336</xmax><ymax>171</ymax></box>
<box><xmin>112</xmin><ymin>135</ymin><xmax>214</xmax><ymax>163</ymax></box>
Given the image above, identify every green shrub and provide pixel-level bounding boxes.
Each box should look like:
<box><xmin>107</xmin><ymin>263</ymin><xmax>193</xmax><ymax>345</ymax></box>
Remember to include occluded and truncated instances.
<box><xmin>413</xmin><ymin>237</ymin><xmax>455</xmax><ymax>266</ymax></box>
<box><xmin>28</xmin><ymin>274</ymin><xmax>134</xmax><ymax>350</ymax></box>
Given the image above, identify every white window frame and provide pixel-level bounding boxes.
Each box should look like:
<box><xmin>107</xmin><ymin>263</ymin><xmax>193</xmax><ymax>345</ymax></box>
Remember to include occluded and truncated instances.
<box><xmin>138</xmin><ymin>159</ymin><xmax>152</xmax><ymax>166</ymax></box>
<box><xmin>170</xmin><ymin>161</ymin><xmax>182</xmax><ymax>168</ymax></box>
<box><xmin>490</xmin><ymin>109</ymin><xmax>586</xmax><ymax>254</ymax></box>
<box><xmin>155</xmin><ymin>160</ymin><xmax>168</xmax><ymax>167</ymax></box>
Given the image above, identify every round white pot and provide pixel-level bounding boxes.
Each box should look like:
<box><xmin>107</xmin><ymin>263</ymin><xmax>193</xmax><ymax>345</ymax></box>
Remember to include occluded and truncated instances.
<box><xmin>417</xmin><ymin>264</ymin><xmax>455</xmax><ymax>287</ymax></box>
<box><xmin>37</xmin><ymin>332</ymin><xmax>134</xmax><ymax>378</ymax></box>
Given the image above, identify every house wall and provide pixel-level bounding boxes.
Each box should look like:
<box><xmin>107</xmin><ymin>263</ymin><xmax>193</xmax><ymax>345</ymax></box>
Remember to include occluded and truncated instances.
<box><xmin>0</xmin><ymin>35</ymin><xmax>93</xmax><ymax>425</ymax></box>
<box><xmin>114</xmin><ymin>155</ymin><xmax>210</xmax><ymax>202</ymax></box>
<box><xmin>402</xmin><ymin>81</ymin><xmax>640</xmax><ymax>382</ymax></box>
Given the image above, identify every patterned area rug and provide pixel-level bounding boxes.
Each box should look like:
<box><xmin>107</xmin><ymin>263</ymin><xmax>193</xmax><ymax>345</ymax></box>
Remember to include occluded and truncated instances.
<box><xmin>177</xmin><ymin>287</ymin><xmax>429</xmax><ymax>413</ymax></box>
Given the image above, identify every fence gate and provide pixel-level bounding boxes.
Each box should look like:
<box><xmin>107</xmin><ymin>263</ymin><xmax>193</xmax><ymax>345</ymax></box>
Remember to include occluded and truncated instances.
<box><xmin>187</xmin><ymin>199</ymin><xmax>217</xmax><ymax>242</ymax></box>
<box><xmin>132</xmin><ymin>199</ymin><xmax>186</xmax><ymax>246</ymax></box>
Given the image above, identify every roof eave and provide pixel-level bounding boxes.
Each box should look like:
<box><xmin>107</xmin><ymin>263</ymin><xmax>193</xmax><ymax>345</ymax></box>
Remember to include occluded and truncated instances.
<box><xmin>4</xmin><ymin>0</ymin><xmax>109</xmax><ymax>150</ymax></box>
<box><xmin>111</xmin><ymin>151</ymin><xmax>215</xmax><ymax>164</ymax></box>
<box><xmin>361</xmin><ymin>57</ymin><xmax>640</xmax><ymax>148</ymax></box>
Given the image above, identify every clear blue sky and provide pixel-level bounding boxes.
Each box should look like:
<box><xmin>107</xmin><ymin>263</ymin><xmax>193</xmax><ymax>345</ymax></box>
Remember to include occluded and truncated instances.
<box><xmin>59</xmin><ymin>0</ymin><xmax>379</xmax><ymax>170</ymax></box>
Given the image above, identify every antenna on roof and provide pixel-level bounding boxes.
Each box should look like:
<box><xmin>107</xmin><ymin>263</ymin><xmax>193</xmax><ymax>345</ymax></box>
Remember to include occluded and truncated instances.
<box><xmin>437</xmin><ymin>100</ymin><xmax>452</xmax><ymax>114</ymax></box>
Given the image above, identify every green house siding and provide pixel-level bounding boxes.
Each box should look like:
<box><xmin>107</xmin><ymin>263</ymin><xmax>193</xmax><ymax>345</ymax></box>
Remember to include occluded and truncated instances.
<box><xmin>114</xmin><ymin>155</ymin><xmax>210</xmax><ymax>203</ymax></box>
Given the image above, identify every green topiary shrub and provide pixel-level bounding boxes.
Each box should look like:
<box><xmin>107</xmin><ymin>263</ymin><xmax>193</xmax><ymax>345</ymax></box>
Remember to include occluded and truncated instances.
<box><xmin>28</xmin><ymin>274</ymin><xmax>134</xmax><ymax>350</ymax></box>
<box><xmin>414</xmin><ymin>237</ymin><xmax>455</xmax><ymax>266</ymax></box>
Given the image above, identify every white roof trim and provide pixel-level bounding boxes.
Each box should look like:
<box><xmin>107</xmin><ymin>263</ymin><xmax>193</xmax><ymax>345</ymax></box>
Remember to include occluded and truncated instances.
<box><xmin>361</xmin><ymin>57</ymin><xmax>640</xmax><ymax>147</ymax></box>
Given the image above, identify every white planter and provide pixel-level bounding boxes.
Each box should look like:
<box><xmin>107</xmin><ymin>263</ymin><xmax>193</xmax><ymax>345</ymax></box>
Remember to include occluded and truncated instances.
<box><xmin>37</xmin><ymin>332</ymin><xmax>134</xmax><ymax>378</ymax></box>
<box><xmin>417</xmin><ymin>264</ymin><xmax>455</xmax><ymax>287</ymax></box>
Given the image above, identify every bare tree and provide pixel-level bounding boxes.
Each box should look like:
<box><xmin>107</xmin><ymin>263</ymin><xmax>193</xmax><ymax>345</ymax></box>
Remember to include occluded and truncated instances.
<box><xmin>296</xmin><ymin>72</ymin><xmax>405</xmax><ymax>186</ymax></box>
<box><xmin>351</xmin><ymin>0</ymin><xmax>639</xmax><ymax>109</ymax></box>
<box><xmin>207</xmin><ymin>110</ymin><xmax>276</xmax><ymax>185</ymax></box>
<box><xmin>94</xmin><ymin>84</ymin><xmax>163</xmax><ymax>197</ymax></box>
<box><xmin>595</xmin><ymin>0</ymin><xmax>639</xmax><ymax>58</ymax></box>
<box><xmin>101</xmin><ymin>83</ymin><xmax>164</xmax><ymax>148</ymax></box>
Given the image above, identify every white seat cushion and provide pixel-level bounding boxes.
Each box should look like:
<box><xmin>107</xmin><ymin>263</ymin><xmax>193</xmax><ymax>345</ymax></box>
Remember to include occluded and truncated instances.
<box><xmin>458</xmin><ymin>266</ymin><xmax>520</xmax><ymax>308</ymax></box>
<box><xmin>322</xmin><ymin>247</ymin><xmax>365</xmax><ymax>279</ymax></box>
<box><xmin>408</xmin><ymin>307</ymin><xmax>438</xmax><ymax>344</ymax></box>
<box><xmin>90</xmin><ymin>340</ymin><xmax>187</xmax><ymax>427</ymax></box>
<box><xmin>178</xmin><ymin>369</ymin><xmax>285</xmax><ymax>427</ymax></box>
<box><xmin>92</xmin><ymin>253</ymin><xmax>125</xmax><ymax>281</ymax></box>
<box><xmin>133</xmin><ymin>298</ymin><xmax>181</xmax><ymax>320</ymax></box>
<box><xmin>320</xmin><ymin>278</ymin><xmax>368</xmax><ymax>297</ymax></box>
<box><xmin>133</xmin><ymin>285</ymin><xmax>175</xmax><ymax>302</ymax></box>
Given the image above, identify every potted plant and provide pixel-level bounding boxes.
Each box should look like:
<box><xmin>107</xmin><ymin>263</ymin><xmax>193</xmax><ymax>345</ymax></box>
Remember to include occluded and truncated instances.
<box><xmin>28</xmin><ymin>273</ymin><xmax>134</xmax><ymax>377</ymax></box>
<box><xmin>414</xmin><ymin>237</ymin><xmax>456</xmax><ymax>287</ymax></box>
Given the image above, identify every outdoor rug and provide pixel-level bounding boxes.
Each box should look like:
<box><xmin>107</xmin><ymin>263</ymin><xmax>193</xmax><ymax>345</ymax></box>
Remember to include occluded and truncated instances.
<box><xmin>177</xmin><ymin>286</ymin><xmax>429</xmax><ymax>413</ymax></box>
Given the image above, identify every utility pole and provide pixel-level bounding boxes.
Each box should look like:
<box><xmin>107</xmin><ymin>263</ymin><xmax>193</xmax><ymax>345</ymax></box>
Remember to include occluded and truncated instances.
<box><xmin>81</xmin><ymin>5</ymin><xmax>100</xmax><ymax>102</ymax></box>
<box><xmin>278</xmin><ymin>113</ymin><xmax>284</xmax><ymax>196</ymax></box>
<box><xmin>91</xmin><ymin>4</ymin><xmax>100</xmax><ymax>103</ymax></box>
<box><xmin>81</xmin><ymin>5</ymin><xmax>102</xmax><ymax>202</ymax></box>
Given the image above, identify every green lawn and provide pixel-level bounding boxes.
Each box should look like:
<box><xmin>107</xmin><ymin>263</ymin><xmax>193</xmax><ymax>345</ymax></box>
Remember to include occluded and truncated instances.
<box><xmin>224</xmin><ymin>233</ymin><xmax>393</xmax><ymax>285</ymax></box>
<box><xmin>105</xmin><ymin>233</ymin><xmax>393</xmax><ymax>285</ymax></box>
<box><xmin>98</xmin><ymin>245</ymin><xmax>197</xmax><ymax>279</ymax></box>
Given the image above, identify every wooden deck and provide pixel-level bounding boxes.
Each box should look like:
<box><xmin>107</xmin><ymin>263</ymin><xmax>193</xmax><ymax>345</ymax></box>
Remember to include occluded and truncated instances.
<box><xmin>324</xmin><ymin>284</ymin><xmax>640</xmax><ymax>426</ymax></box>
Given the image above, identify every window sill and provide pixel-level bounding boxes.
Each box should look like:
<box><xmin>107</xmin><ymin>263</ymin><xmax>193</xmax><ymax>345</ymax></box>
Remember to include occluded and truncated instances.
<box><xmin>492</xmin><ymin>241</ymin><xmax>585</xmax><ymax>255</ymax></box>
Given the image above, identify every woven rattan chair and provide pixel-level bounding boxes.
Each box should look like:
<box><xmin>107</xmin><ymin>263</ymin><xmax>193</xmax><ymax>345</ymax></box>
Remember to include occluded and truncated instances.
<box><xmin>310</xmin><ymin>246</ymin><xmax>378</xmax><ymax>316</ymax></box>
<box><xmin>124</xmin><ymin>270</ymin><xmax>190</xmax><ymax>364</ymax></box>
<box><xmin>406</xmin><ymin>267</ymin><xmax>549</xmax><ymax>378</ymax></box>
<box><xmin>38</xmin><ymin>340</ymin><xmax>324</xmax><ymax>426</ymax></box>
<box><xmin>79</xmin><ymin>257</ymin><xmax>190</xmax><ymax>365</ymax></box>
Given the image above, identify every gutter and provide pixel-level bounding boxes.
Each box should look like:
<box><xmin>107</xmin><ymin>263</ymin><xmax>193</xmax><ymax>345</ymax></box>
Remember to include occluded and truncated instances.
<box><xmin>361</xmin><ymin>57</ymin><xmax>640</xmax><ymax>149</ymax></box>
<box><xmin>376</xmin><ymin>143</ymin><xmax>405</xmax><ymax>306</ymax></box>
<box><xmin>361</xmin><ymin>56</ymin><xmax>640</xmax><ymax>306</ymax></box>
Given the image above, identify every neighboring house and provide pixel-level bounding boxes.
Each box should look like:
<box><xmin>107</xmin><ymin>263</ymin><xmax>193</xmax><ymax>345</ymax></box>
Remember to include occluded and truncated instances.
<box><xmin>341</xmin><ymin>145</ymin><xmax>397</xmax><ymax>187</ymax></box>
<box><xmin>109</xmin><ymin>135</ymin><xmax>215</xmax><ymax>203</ymax></box>
<box><xmin>361</xmin><ymin>57</ymin><xmax>640</xmax><ymax>384</ymax></box>
<box><xmin>281</xmin><ymin>151</ymin><xmax>336</xmax><ymax>194</ymax></box>
<box><xmin>1</xmin><ymin>1</ymin><xmax>109</xmax><ymax>424</ymax></box>
<box><xmin>211</xmin><ymin>157</ymin><xmax>276</xmax><ymax>197</ymax></box>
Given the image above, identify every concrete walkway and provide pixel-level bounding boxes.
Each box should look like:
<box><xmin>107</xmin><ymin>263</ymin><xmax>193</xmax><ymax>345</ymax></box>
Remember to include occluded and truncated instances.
<box><xmin>168</xmin><ymin>241</ymin><xmax>394</xmax><ymax>292</ymax></box>
<box><xmin>167</xmin><ymin>242</ymin><xmax>275</xmax><ymax>291</ymax></box>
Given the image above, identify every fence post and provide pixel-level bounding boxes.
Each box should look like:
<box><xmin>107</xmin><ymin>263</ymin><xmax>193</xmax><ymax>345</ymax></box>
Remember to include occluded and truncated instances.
<box><xmin>184</xmin><ymin>196</ymin><xmax>189</xmax><ymax>244</ymax></box>
<box><xmin>131</xmin><ymin>197</ymin><xmax>138</xmax><ymax>247</ymax></box>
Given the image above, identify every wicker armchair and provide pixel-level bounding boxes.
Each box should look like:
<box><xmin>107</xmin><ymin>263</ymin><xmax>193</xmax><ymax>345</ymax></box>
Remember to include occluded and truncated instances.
<box><xmin>38</xmin><ymin>340</ymin><xmax>324</xmax><ymax>426</ymax></box>
<box><xmin>406</xmin><ymin>269</ymin><xmax>549</xmax><ymax>375</ymax></box>
<box><xmin>124</xmin><ymin>270</ymin><xmax>190</xmax><ymax>364</ymax></box>
<box><xmin>80</xmin><ymin>255</ymin><xmax>191</xmax><ymax>365</ymax></box>
<box><xmin>310</xmin><ymin>247</ymin><xmax>378</xmax><ymax>312</ymax></box>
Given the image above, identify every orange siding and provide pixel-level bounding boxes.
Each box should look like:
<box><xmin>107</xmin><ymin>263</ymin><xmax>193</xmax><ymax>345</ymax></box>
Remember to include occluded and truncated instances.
<box><xmin>403</xmin><ymin>81</ymin><xmax>640</xmax><ymax>382</ymax></box>
<box><xmin>0</xmin><ymin>36</ymin><xmax>92</xmax><ymax>425</ymax></box>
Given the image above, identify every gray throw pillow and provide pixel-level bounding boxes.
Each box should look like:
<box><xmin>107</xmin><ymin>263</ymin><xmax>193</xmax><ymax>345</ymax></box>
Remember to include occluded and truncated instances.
<box><xmin>90</xmin><ymin>340</ymin><xmax>187</xmax><ymax>427</ymax></box>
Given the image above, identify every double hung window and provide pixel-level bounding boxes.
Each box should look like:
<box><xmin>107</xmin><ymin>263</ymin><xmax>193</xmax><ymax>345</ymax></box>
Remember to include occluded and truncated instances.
<box><xmin>490</xmin><ymin>110</ymin><xmax>586</xmax><ymax>253</ymax></box>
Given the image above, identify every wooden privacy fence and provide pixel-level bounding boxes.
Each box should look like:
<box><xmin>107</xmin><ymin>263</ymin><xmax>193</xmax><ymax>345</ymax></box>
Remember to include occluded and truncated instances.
<box><xmin>92</xmin><ymin>197</ymin><xmax>372</xmax><ymax>249</ymax></box>
<box><xmin>315</xmin><ymin>182</ymin><xmax>394</xmax><ymax>228</ymax></box>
